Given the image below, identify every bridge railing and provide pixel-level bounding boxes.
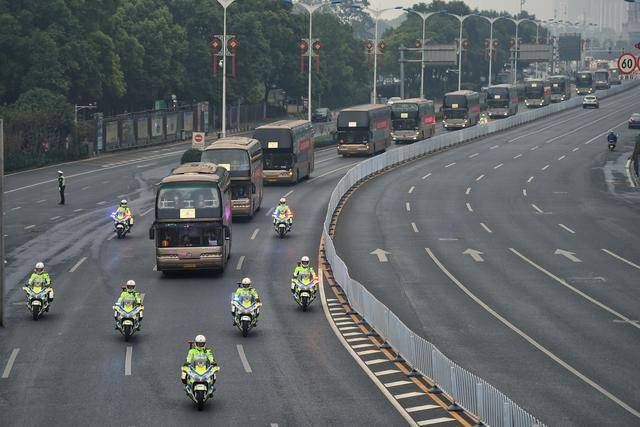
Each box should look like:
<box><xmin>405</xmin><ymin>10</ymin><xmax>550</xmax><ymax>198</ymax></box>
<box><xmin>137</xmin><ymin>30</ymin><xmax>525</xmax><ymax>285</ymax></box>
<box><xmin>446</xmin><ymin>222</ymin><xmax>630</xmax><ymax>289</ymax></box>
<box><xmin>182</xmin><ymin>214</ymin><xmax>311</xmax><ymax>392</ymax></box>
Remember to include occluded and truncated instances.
<box><xmin>322</xmin><ymin>79</ymin><xmax>639</xmax><ymax>427</ymax></box>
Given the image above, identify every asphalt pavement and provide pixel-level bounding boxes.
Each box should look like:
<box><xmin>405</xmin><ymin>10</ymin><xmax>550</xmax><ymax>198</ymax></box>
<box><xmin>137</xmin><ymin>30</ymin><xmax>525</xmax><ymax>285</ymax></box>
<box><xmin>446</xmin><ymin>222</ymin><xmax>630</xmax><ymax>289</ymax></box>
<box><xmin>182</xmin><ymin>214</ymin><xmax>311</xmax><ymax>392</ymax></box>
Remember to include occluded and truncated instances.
<box><xmin>334</xmin><ymin>88</ymin><xmax>640</xmax><ymax>425</ymax></box>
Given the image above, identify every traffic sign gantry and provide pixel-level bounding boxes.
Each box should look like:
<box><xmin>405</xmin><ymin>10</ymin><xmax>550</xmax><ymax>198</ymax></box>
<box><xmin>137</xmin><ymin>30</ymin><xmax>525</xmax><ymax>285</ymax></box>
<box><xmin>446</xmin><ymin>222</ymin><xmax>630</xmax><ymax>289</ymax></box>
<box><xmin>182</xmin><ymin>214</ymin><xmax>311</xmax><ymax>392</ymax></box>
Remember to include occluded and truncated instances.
<box><xmin>617</xmin><ymin>52</ymin><xmax>637</xmax><ymax>75</ymax></box>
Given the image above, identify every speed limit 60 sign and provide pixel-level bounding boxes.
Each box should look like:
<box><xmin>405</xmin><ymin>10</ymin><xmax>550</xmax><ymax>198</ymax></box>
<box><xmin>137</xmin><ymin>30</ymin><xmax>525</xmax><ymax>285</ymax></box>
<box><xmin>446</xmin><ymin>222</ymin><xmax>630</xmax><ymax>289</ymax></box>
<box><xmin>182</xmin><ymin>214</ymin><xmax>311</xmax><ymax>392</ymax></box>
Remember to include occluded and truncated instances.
<box><xmin>617</xmin><ymin>52</ymin><xmax>637</xmax><ymax>74</ymax></box>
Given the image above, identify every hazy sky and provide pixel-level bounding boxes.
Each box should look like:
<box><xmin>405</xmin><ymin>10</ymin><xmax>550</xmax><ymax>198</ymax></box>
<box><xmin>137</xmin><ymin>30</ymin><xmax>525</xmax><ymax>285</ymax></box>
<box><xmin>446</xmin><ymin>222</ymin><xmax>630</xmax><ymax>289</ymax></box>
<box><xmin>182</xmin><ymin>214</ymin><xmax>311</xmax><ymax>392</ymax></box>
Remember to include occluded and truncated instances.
<box><xmin>380</xmin><ymin>0</ymin><xmax>556</xmax><ymax>20</ymax></box>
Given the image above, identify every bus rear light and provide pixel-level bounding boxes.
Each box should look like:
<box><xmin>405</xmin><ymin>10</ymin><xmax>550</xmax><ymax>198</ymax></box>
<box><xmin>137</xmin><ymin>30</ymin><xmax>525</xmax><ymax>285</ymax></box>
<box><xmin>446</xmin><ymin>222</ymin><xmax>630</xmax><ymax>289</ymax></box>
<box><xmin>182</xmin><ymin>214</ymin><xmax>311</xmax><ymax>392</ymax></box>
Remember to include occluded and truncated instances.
<box><xmin>339</xmin><ymin>139</ymin><xmax>344</xmax><ymax>144</ymax></box>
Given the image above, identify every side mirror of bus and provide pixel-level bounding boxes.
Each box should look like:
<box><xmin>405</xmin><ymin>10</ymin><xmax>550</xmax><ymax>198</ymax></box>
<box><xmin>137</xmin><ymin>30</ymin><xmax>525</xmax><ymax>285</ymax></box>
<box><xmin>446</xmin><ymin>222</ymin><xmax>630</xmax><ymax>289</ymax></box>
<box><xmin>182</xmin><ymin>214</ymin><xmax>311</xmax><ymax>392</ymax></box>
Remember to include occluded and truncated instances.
<box><xmin>251</xmin><ymin>183</ymin><xmax>256</xmax><ymax>194</ymax></box>
<box><xmin>149</xmin><ymin>227</ymin><xmax>155</xmax><ymax>240</ymax></box>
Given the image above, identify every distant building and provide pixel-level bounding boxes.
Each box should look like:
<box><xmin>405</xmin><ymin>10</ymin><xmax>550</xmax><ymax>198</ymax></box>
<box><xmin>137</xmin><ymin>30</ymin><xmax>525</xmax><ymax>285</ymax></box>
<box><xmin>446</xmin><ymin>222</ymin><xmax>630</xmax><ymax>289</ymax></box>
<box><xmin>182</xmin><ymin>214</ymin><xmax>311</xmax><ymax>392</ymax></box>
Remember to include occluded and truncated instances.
<box><xmin>556</xmin><ymin>0</ymin><xmax>625</xmax><ymax>33</ymax></box>
<box><xmin>625</xmin><ymin>1</ymin><xmax>640</xmax><ymax>43</ymax></box>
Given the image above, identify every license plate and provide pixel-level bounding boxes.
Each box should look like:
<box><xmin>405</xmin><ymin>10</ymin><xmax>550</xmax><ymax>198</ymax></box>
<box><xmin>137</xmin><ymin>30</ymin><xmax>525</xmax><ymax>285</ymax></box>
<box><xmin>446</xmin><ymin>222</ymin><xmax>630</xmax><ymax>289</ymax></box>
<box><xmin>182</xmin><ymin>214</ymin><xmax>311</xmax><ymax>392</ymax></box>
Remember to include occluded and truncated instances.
<box><xmin>123</xmin><ymin>320</ymin><xmax>133</xmax><ymax>325</ymax></box>
<box><xmin>194</xmin><ymin>384</ymin><xmax>207</xmax><ymax>391</ymax></box>
<box><xmin>241</xmin><ymin>316</ymin><xmax>251</xmax><ymax>321</ymax></box>
<box><xmin>301</xmin><ymin>292</ymin><xmax>309</xmax><ymax>297</ymax></box>
<box><xmin>31</xmin><ymin>300</ymin><xmax>41</xmax><ymax>306</ymax></box>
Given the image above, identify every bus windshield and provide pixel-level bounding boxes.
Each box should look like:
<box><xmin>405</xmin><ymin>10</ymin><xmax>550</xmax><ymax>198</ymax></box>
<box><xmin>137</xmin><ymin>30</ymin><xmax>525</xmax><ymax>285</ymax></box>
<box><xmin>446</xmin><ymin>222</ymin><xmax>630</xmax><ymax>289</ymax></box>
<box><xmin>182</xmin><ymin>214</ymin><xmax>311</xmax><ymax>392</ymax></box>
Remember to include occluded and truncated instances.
<box><xmin>550</xmin><ymin>81</ymin><xmax>566</xmax><ymax>93</ymax></box>
<box><xmin>155</xmin><ymin>222</ymin><xmax>222</xmax><ymax>248</ymax></box>
<box><xmin>525</xmin><ymin>83</ymin><xmax>544</xmax><ymax>97</ymax></box>
<box><xmin>595</xmin><ymin>71</ymin><xmax>608</xmax><ymax>81</ymax></box>
<box><xmin>443</xmin><ymin>109</ymin><xmax>467</xmax><ymax>119</ymax></box>
<box><xmin>201</xmin><ymin>149</ymin><xmax>250</xmax><ymax>172</ymax></box>
<box><xmin>264</xmin><ymin>152</ymin><xmax>292</xmax><ymax>170</ymax></box>
<box><xmin>254</xmin><ymin>129</ymin><xmax>293</xmax><ymax>150</ymax></box>
<box><xmin>443</xmin><ymin>95</ymin><xmax>468</xmax><ymax>109</ymax></box>
<box><xmin>576</xmin><ymin>74</ymin><xmax>592</xmax><ymax>85</ymax></box>
<box><xmin>338</xmin><ymin>111</ymin><xmax>369</xmax><ymax>130</ymax></box>
<box><xmin>487</xmin><ymin>88</ymin><xmax>510</xmax><ymax>107</ymax></box>
<box><xmin>157</xmin><ymin>183</ymin><xmax>221</xmax><ymax>216</ymax></box>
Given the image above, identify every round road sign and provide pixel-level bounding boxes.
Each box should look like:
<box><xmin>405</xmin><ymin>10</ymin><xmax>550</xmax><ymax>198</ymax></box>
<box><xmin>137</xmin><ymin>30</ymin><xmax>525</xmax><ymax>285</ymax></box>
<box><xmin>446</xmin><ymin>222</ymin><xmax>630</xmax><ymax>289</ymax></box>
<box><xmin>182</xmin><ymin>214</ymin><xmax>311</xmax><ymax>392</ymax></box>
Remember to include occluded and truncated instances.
<box><xmin>194</xmin><ymin>133</ymin><xmax>203</xmax><ymax>143</ymax></box>
<box><xmin>617</xmin><ymin>52</ymin><xmax>637</xmax><ymax>75</ymax></box>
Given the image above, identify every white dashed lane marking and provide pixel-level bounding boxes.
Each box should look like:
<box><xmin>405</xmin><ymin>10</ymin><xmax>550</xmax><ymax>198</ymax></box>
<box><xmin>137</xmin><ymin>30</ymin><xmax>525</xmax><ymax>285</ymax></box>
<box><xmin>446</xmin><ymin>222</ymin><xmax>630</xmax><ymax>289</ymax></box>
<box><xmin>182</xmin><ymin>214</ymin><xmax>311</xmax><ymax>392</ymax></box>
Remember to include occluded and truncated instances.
<box><xmin>125</xmin><ymin>346</ymin><xmax>132</xmax><ymax>376</ymax></box>
<box><xmin>480</xmin><ymin>223</ymin><xmax>493</xmax><ymax>233</ymax></box>
<box><xmin>408</xmin><ymin>186</ymin><xmax>415</xmax><ymax>194</ymax></box>
<box><xmin>476</xmin><ymin>174</ymin><xmax>485</xmax><ymax>182</ymax></box>
<box><xmin>531</xmin><ymin>204</ymin><xmax>544</xmax><ymax>214</ymax></box>
<box><xmin>250</xmin><ymin>229</ymin><xmax>260</xmax><ymax>240</ymax></box>
<box><xmin>489</xmin><ymin>145</ymin><xmax>499</xmax><ymax>150</ymax></box>
<box><xmin>411</xmin><ymin>222</ymin><xmax>419</xmax><ymax>233</ymax></box>
<box><xmin>2</xmin><ymin>348</ymin><xmax>20</xmax><ymax>378</ymax></box>
<box><xmin>444</xmin><ymin>162</ymin><xmax>456</xmax><ymax>168</ymax></box>
<box><xmin>513</xmin><ymin>154</ymin><xmax>523</xmax><ymax>159</ymax></box>
<box><xmin>541</xmin><ymin>164</ymin><xmax>550</xmax><ymax>171</ymax></box>
<box><xmin>493</xmin><ymin>163</ymin><xmax>503</xmax><ymax>169</ymax></box>
<box><xmin>527</xmin><ymin>176</ymin><xmax>535</xmax><ymax>183</ymax></box>
<box><xmin>236</xmin><ymin>256</ymin><xmax>245</xmax><ymax>270</ymax></box>
<box><xmin>466</xmin><ymin>203</ymin><xmax>473</xmax><ymax>213</ymax></box>
<box><xmin>465</xmin><ymin>187</ymin><xmax>471</xmax><ymax>195</ymax></box>
<box><xmin>24</xmin><ymin>225</ymin><xmax>35</xmax><ymax>230</ymax></box>
<box><xmin>468</xmin><ymin>153</ymin><xmax>479</xmax><ymax>158</ymax></box>
<box><xmin>558</xmin><ymin>155</ymin><xmax>566</xmax><ymax>160</ymax></box>
<box><xmin>406</xmin><ymin>203</ymin><xmax>411</xmax><ymax>212</ymax></box>
<box><xmin>559</xmin><ymin>224</ymin><xmax>576</xmax><ymax>234</ymax></box>
<box><xmin>421</xmin><ymin>173</ymin><xmax>432</xmax><ymax>180</ymax></box>
<box><xmin>69</xmin><ymin>257</ymin><xmax>87</xmax><ymax>273</ymax></box>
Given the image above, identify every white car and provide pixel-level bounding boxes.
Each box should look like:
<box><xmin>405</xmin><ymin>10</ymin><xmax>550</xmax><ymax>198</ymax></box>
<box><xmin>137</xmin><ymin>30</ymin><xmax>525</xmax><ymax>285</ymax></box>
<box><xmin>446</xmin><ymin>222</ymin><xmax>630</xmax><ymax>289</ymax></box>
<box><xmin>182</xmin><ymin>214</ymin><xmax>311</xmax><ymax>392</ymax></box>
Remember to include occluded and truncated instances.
<box><xmin>582</xmin><ymin>95</ymin><xmax>599</xmax><ymax>109</ymax></box>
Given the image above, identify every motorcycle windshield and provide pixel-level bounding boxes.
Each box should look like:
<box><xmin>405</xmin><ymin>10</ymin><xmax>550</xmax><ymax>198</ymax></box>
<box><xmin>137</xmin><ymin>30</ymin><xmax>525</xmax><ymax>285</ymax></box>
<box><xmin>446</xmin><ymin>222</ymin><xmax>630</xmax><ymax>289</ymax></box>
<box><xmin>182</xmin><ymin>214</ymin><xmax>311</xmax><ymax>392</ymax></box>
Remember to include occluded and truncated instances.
<box><xmin>192</xmin><ymin>354</ymin><xmax>209</xmax><ymax>375</ymax></box>
<box><xmin>121</xmin><ymin>296</ymin><xmax>135</xmax><ymax>311</ymax></box>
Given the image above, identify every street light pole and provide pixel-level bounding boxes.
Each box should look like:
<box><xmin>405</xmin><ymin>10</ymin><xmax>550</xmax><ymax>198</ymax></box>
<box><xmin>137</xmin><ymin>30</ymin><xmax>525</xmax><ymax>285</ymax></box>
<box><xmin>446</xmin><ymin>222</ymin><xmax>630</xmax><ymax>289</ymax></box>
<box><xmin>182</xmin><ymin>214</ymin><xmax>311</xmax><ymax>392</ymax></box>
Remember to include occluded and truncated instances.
<box><xmin>442</xmin><ymin>13</ymin><xmax>476</xmax><ymax>91</ymax></box>
<box><xmin>217</xmin><ymin>0</ymin><xmax>236</xmax><ymax>138</ymax></box>
<box><xmin>404</xmin><ymin>10</ymin><xmax>440</xmax><ymax>99</ymax></box>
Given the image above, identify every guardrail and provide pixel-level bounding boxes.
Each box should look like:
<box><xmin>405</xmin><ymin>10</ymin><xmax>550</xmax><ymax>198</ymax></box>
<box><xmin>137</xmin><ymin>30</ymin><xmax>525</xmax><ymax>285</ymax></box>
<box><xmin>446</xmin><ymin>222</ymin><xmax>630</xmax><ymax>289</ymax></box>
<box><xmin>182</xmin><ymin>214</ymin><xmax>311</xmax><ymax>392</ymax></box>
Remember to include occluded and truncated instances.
<box><xmin>322</xmin><ymin>80</ymin><xmax>640</xmax><ymax>427</ymax></box>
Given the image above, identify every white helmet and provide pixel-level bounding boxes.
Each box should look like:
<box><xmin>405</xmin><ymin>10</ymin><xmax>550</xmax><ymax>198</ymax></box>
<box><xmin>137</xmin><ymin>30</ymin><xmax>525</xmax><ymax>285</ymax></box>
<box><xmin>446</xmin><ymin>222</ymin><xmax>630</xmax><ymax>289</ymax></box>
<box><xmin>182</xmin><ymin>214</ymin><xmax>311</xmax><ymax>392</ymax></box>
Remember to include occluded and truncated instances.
<box><xmin>301</xmin><ymin>256</ymin><xmax>310</xmax><ymax>267</ymax></box>
<box><xmin>279</xmin><ymin>197</ymin><xmax>286</xmax><ymax>205</ymax></box>
<box><xmin>126</xmin><ymin>280</ymin><xmax>136</xmax><ymax>290</ymax></box>
<box><xmin>241</xmin><ymin>277</ymin><xmax>252</xmax><ymax>288</ymax></box>
<box><xmin>195</xmin><ymin>334</ymin><xmax>206</xmax><ymax>348</ymax></box>
<box><xmin>120</xmin><ymin>199</ymin><xmax>128</xmax><ymax>206</ymax></box>
<box><xmin>35</xmin><ymin>262</ymin><xmax>45</xmax><ymax>272</ymax></box>
<box><xmin>57</xmin><ymin>170</ymin><xmax>63</xmax><ymax>175</ymax></box>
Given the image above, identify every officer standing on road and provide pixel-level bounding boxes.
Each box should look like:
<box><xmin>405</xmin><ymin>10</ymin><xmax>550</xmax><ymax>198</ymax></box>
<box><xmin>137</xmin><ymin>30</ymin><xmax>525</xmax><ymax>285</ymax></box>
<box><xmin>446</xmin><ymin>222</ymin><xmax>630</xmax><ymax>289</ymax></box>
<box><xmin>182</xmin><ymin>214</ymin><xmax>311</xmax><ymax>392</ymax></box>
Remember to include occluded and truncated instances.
<box><xmin>57</xmin><ymin>170</ymin><xmax>66</xmax><ymax>205</ymax></box>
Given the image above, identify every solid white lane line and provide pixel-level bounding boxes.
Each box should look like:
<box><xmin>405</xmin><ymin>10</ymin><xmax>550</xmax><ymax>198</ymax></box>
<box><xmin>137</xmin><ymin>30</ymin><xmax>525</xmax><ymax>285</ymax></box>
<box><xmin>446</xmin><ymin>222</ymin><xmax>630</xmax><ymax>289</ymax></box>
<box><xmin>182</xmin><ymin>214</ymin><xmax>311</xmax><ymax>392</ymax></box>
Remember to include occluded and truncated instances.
<box><xmin>408</xmin><ymin>186</ymin><xmax>415</xmax><ymax>194</ymax></box>
<box><xmin>572</xmin><ymin>147</ymin><xmax>580</xmax><ymax>152</ymax></box>
<box><xmin>480</xmin><ymin>223</ymin><xmax>493</xmax><ymax>234</ymax></box>
<box><xmin>36</xmin><ymin>199</ymin><xmax>46</xmax><ymax>203</ymax></box>
<box><xmin>411</xmin><ymin>222</ymin><xmax>419</xmax><ymax>233</ymax></box>
<box><xmin>236</xmin><ymin>255</ymin><xmax>245</xmax><ymax>270</ymax></box>
<box><xmin>510</xmin><ymin>248</ymin><xmax>640</xmax><ymax>330</ymax></box>
<box><xmin>527</xmin><ymin>176</ymin><xmax>535</xmax><ymax>183</ymax></box>
<box><xmin>283</xmin><ymin>190</ymin><xmax>294</xmax><ymax>197</ymax></box>
<box><xmin>558</xmin><ymin>155</ymin><xmax>566</xmax><ymax>160</ymax></box>
<box><xmin>375</xmin><ymin>369</ymin><xmax>401</xmax><ymax>376</ymax></box>
<box><xmin>476</xmin><ymin>174</ymin><xmax>485</xmax><ymax>182</ymax></box>
<box><xmin>50</xmin><ymin>216</ymin><xmax>61</xmax><ymax>221</ymax></box>
<box><xmin>427</xmin><ymin>247</ymin><xmax>640</xmax><ymax>419</ymax></box>
<box><xmin>541</xmin><ymin>164</ymin><xmax>550</xmax><ymax>171</ymax></box>
<box><xmin>10</xmin><ymin>206</ymin><xmax>21</xmax><ymax>211</ymax></box>
<box><xmin>24</xmin><ymin>225</ymin><xmax>35</xmax><ymax>230</ymax></box>
<box><xmin>107</xmin><ymin>233</ymin><xmax>117</xmax><ymax>241</ymax></box>
<box><xmin>513</xmin><ymin>154</ymin><xmax>523</xmax><ymax>159</ymax></box>
<box><xmin>417</xmin><ymin>417</ymin><xmax>456</xmax><ymax>425</ymax></box>
<box><xmin>406</xmin><ymin>202</ymin><xmax>411</xmax><ymax>212</ymax></box>
<box><xmin>466</xmin><ymin>203</ymin><xmax>473</xmax><ymax>213</ymax></box>
<box><xmin>250</xmin><ymin>229</ymin><xmax>259</xmax><ymax>240</ymax></box>
<box><xmin>530</xmin><ymin>146</ymin><xmax>539</xmax><ymax>151</ymax></box>
<box><xmin>558</xmin><ymin>224</ymin><xmax>576</xmax><ymax>234</ymax></box>
<box><xmin>444</xmin><ymin>162</ymin><xmax>456</xmax><ymax>168</ymax></box>
<box><xmin>531</xmin><ymin>204</ymin><xmax>544</xmax><ymax>214</ymax></box>
<box><xmin>465</xmin><ymin>187</ymin><xmax>471</xmax><ymax>195</ymax></box>
<box><xmin>489</xmin><ymin>145</ymin><xmax>499</xmax><ymax>150</ymax></box>
<box><xmin>237</xmin><ymin>344</ymin><xmax>253</xmax><ymax>373</ymax></box>
<box><xmin>385</xmin><ymin>380</ymin><xmax>413</xmax><ymax>388</ymax></box>
<box><xmin>421</xmin><ymin>173</ymin><xmax>432</xmax><ymax>180</ymax></box>
<box><xmin>469</xmin><ymin>153</ymin><xmax>479</xmax><ymax>158</ymax></box>
<box><xmin>2</xmin><ymin>349</ymin><xmax>20</xmax><ymax>378</ymax></box>
<box><xmin>522</xmin><ymin>189</ymin><xmax>527</xmax><ymax>197</ymax></box>
<box><xmin>69</xmin><ymin>256</ymin><xmax>87</xmax><ymax>273</ymax></box>
<box><xmin>406</xmin><ymin>405</ymin><xmax>440</xmax><ymax>412</ymax></box>
<box><xmin>140</xmin><ymin>207</ymin><xmax>154</xmax><ymax>217</ymax></box>
<box><xmin>125</xmin><ymin>346</ymin><xmax>132</xmax><ymax>376</ymax></box>
<box><xmin>602</xmin><ymin>249</ymin><xmax>640</xmax><ymax>271</ymax></box>
<box><xmin>493</xmin><ymin>163</ymin><xmax>503</xmax><ymax>169</ymax></box>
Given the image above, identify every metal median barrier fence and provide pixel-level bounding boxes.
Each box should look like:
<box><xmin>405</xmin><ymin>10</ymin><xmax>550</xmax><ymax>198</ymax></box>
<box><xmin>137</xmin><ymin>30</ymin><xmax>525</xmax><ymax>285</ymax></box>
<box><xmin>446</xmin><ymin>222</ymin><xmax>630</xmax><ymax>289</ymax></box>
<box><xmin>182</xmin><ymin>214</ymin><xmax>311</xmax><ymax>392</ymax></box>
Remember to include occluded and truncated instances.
<box><xmin>322</xmin><ymin>80</ymin><xmax>639</xmax><ymax>427</ymax></box>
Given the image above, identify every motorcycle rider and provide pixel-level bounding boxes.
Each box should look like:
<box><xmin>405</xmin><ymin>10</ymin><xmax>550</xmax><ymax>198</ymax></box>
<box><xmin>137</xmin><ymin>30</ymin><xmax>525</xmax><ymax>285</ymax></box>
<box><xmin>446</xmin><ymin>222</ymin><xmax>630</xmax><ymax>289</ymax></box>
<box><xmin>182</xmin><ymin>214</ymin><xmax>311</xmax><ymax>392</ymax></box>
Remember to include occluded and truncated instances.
<box><xmin>114</xmin><ymin>199</ymin><xmax>134</xmax><ymax>228</ymax></box>
<box><xmin>28</xmin><ymin>262</ymin><xmax>53</xmax><ymax>308</ymax></box>
<box><xmin>291</xmin><ymin>256</ymin><xmax>317</xmax><ymax>293</ymax></box>
<box><xmin>231</xmin><ymin>278</ymin><xmax>261</xmax><ymax>325</ymax></box>
<box><xmin>115</xmin><ymin>280</ymin><xmax>143</xmax><ymax>329</ymax></box>
<box><xmin>272</xmin><ymin>197</ymin><xmax>293</xmax><ymax>230</ymax></box>
<box><xmin>607</xmin><ymin>130</ymin><xmax>618</xmax><ymax>145</ymax></box>
<box><xmin>182</xmin><ymin>335</ymin><xmax>217</xmax><ymax>385</ymax></box>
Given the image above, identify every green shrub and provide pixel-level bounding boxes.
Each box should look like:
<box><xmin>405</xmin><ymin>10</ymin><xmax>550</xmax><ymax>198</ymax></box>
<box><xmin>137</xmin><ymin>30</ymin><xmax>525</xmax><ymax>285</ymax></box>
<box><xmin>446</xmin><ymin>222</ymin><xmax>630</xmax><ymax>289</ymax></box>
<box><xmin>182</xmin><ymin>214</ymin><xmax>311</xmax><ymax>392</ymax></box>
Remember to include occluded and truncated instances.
<box><xmin>181</xmin><ymin>148</ymin><xmax>202</xmax><ymax>164</ymax></box>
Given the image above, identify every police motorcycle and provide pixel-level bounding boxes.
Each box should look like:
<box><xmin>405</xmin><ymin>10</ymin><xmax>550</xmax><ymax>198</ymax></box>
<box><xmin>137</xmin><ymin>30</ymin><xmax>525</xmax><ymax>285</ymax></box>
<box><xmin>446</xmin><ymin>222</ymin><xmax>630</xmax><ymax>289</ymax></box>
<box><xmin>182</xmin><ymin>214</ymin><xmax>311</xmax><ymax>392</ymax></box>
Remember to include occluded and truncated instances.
<box><xmin>111</xmin><ymin>210</ymin><xmax>131</xmax><ymax>238</ymax></box>
<box><xmin>292</xmin><ymin>271</ymin><xmax>318</xmax><ymax>311</ymax></box>
<box><xmin>22</xmin><ymin>278</ymin><xmax>52</xmax><ymax>320</ymax></box>
<box><xmin>181</xmin><ymin>344</ymin><xmax>220</xmax><ymax>410</ymax></box>
<box><xmin>272</xmin><ymin>210</ymin><xmax>291</xmax><ymax>238</ymax></box>
<box><xmin>231</xmin><ymin>292</ymin><xmax>261</xmax><ymax>337</ymax></box>
<box><xmin>113</xmin><ymin>291</ymin><xmax>143</xmax><ymax>341</ymax></box>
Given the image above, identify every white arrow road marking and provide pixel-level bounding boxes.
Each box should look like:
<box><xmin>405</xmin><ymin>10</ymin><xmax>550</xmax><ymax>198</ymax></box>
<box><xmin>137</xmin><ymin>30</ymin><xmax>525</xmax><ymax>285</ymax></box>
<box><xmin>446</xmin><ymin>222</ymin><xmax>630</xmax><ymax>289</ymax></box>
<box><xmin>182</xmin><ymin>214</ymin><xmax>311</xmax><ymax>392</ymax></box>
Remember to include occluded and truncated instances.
<box><xmin>602</xmin><ymin>249</ymin><xmax>640</xmax><ymax>271</ymax></box>
<box><xmin>421</xmin><ymin>172</ymin><xmax>432</xmax><ymax>180</ymax></box>
<box><xmin>2</xmin><ymin>349</ymin><xmax>20</xmax><ymax>378</ymax></box>
<box><xmin>427</xmin><ymin>247</ymin><xmax>640</xmax><ymax>419</ymax></box>
<box><xmin>531</xmin><ymin>204</ymin><xmax>544</xmax><ymax>214</ymax></box>
<box><xmin>511</xmin><ymin>248</ymin><xmax>639</xmax><ymax>331</ymax></box>
<box><xmin>69</xmin><ymin>257</ymin><xmax>87</xmax><ymax>272</ymax></box>
<box><xmin>480</xmin><ymin>223</ymin><xmax>493</xmax><ymax>233</ymax></box>
<box><xmin>463</xmin><ymin>248</ymin><xmax>484</xmax><ymax>262</ymax></box>
<box><xmin>237</xmin><ymin>344</ymin><xmax>252</xmax><ymax>373</ymax></box>
<box><xmin>554</xmin><ymin>249</ymin><xmax>582</xmax><ymax>262</ymax></box>
<box><xmin>558</xmin><ymin>224</ymin><xmax>576</xmax><ymax>234</ymax></box>
<box><xmin>370</xmin><ymin>248</ymin><xmax>391</xmax><ymax>263</ymax></box>
<box><xmin>125</xmin><ymin>346</ymin><xmax>132</xmax><ymax>376</ymax></box>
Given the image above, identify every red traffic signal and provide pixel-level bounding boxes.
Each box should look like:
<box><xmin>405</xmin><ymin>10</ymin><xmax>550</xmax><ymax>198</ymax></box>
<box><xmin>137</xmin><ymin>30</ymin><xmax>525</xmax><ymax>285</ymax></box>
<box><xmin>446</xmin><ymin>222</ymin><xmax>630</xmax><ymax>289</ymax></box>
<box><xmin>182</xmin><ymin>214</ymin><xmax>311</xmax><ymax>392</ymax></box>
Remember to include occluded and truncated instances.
<box><xmin>365</xmin><ymin>40</ymin><xmax>374</xmax><ymax>51</ymax></box>
<box><xmin>298</xmin><ymin>40</ymin><xmax>308</xmax><ymax>51</ymax></box>
<box><xmin>378</xmin><ymin>41</ymin><xmax>386</xmax><ymax>52</ymax></box>
<box><xmin>312</xmin><ymin>40</ymin><xmax>322</xmax><ymax>52</ymax></box>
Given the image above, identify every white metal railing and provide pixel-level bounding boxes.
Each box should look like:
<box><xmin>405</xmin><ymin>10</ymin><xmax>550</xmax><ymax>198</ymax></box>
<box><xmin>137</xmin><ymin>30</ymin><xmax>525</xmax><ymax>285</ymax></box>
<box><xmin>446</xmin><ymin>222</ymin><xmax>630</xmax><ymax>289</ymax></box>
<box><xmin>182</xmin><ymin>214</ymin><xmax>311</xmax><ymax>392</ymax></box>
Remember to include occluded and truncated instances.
<box><xmin>322</xmin><ymin>80</ymin><xmax>639</xmax><ymax>427</ymax></box>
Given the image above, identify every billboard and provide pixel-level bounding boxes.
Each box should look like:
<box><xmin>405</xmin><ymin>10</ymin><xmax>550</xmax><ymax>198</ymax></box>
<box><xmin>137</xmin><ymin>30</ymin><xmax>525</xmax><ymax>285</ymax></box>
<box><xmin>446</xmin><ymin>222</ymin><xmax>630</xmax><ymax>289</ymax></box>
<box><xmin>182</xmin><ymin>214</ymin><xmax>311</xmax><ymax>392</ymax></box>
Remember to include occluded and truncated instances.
<box><xmin>559</xmin><ymin>34</ymin><xmax>582</xmax><ymax>61</ymax></box>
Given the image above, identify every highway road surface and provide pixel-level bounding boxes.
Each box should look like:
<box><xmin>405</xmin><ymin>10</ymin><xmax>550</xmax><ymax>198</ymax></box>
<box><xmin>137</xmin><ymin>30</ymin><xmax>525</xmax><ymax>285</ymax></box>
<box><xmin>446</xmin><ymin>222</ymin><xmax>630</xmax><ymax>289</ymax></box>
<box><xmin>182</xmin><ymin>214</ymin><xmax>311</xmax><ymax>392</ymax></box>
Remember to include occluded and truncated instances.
<box><xmin>334</xmin><ymin>87</ymin><xmax>640</xmax><ymax>425</ymax></box>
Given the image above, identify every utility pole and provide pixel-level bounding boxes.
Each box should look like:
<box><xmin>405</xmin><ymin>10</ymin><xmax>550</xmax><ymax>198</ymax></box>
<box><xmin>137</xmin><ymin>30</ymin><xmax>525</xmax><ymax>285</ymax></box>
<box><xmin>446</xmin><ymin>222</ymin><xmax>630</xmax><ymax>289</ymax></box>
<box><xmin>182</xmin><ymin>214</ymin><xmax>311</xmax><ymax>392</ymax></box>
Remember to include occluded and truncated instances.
<box><xmin>399</xmin><ymin>45</ymin><xmax>405</xmax><ymax>99</ymax></box>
